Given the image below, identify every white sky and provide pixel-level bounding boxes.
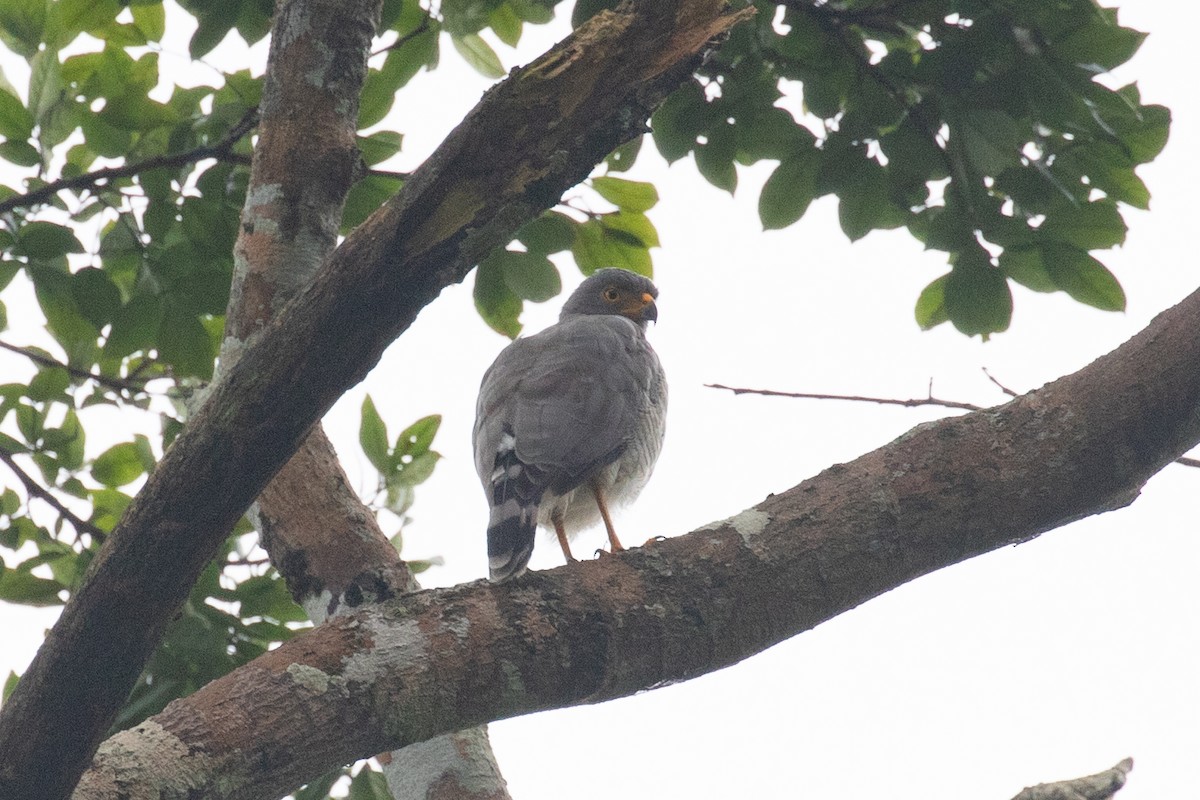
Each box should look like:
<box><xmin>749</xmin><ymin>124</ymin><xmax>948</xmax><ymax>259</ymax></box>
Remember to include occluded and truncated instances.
<box><xmin>2</xmin><ymin>2</ymin><xmax>1198</xmax><ymax>799</ymax></box>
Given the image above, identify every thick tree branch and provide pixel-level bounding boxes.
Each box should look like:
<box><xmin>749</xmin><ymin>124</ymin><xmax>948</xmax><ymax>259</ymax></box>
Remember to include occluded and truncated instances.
<box><xmin>0</xmin><ymin>3</ymin><xmax>753</xmax><ymax>798</ymax></box>
<box><xmin>0</xmin><ymin>108</ymin><xmax>258</xmax><ymax>216</ymax></box>
<box><xmin>1010</xmin><ymin>759</ymin><xmax>1132</xmax><ymax>800</ymax></box>
<box><xmin>71</xmin><ymin>286</ymin><xmax>1200</xmax><ymax>799</ymax></box>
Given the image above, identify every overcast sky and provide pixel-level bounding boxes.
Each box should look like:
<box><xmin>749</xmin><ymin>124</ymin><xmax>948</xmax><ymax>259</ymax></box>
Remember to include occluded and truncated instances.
<box><xmin>1</xmin><ymin>2</ymin><xmax>1197</xmax><ymax>798</ymax></box>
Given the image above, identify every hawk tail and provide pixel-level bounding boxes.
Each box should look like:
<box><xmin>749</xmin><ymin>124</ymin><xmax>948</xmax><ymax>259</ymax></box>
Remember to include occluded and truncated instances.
<box><xmin>487</xmin><ymin>506</ymin><xmax>538</xmax><ymax>582</ymax></box>
<box><xmin>486</xmin><ymin>430</ymin><xmax>544</xmax><ymax>581</ymax></box>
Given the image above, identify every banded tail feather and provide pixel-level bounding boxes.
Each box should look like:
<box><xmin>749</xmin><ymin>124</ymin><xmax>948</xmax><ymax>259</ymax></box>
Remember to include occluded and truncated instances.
<box><xmin>486</xmin><ymin>428</ymin><xmax>546</xmax><ymax>581</ymax></box>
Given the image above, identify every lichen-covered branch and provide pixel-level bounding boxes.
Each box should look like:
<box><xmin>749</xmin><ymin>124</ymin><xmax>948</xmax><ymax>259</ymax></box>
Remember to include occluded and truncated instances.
<box><xmin>71</xmin><ymin>286</ymin><xmax>1200</xmax><ymax>799</ymax></box>
<box><xmin>1010</xmin><ymin>759</ymin><xmax>1133</xmax><ymax>800</ymax></box>
<box><xmin>0</xmin><ymin>3</ymin><xmax>753</xmax><ymax>799</ymax></box>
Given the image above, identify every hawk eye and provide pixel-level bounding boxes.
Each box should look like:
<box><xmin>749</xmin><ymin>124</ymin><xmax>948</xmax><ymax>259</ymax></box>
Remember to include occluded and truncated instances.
<box><xmin>603</xmin><ymin>287</ymin><xmax>620</xmax><ymax>301</ymax></box>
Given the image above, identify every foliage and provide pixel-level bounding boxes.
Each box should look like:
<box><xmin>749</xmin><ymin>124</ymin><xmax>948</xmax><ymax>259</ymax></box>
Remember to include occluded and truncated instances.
<box><xmin>636</xmin><ymin>0</ymin><xmax>1166</xmax><ymax>337</ymax></box>
<box><xmin>0</xmin><ymin>0</ymin><xmax>1168</xmax><ymax>796</ymax></box>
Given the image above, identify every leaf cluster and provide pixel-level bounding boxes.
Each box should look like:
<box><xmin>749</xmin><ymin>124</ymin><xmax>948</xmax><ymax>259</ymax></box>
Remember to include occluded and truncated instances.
<box><xmin>640</xmin><ymin>0</ymin><xmax>1167</xmax><ymax>336</ymax></box>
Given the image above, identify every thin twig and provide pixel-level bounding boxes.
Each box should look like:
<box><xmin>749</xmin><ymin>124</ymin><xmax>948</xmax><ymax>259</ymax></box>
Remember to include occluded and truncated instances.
<box><xmin>707</xmin><ymin>381</ymin><xmax>1200</xmax><ymax>470</ymax></box>
<box><xmin>371</xmin><ymin>11</ymin><xmax>433</xmax><ymax>57</ymax></box>
<box><xmin>0</xmin><ymin>107</ymin><xmax>260</xmax><ymax>215</ymax></box>
<box><xmin>982</xmin><ymin>367</ymin><xmax>1019</xmax><ymax>397</ymax></box>
<box><xmin>0</xmin><ymin>340</ymin><xmax>149</xmax><ymax>395</ymax></box>
<box><xmin>705</xmin><ymin>383</ymin><xmax>984</xmax><ymax>411</ymax></box>
<box><xmin>0</xmin><ymin>448</ymin><xmax>106</xmax><ymax>542</ymax></box>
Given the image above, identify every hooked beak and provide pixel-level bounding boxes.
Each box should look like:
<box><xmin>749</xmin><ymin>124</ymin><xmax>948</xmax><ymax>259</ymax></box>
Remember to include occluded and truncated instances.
<box><xmin>639</xmin><ymin>292</ymin><xmax>658</xmax><ymax>324</ymax></box>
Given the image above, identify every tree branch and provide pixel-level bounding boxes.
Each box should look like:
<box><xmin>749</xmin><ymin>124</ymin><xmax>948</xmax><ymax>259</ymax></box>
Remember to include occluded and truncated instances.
<box><xmin>70</xmin><ymin>283</ymin><xmax>1200</xmax><ymax>799</ymax></box>
<box><xmin>0</xmin><ymin>107</ymin><xmax>258</xmax><ymax>216</ymax></box>
<box><xmin>0</xmin><ymin>448</ymin><xmax>106</xmax><ymax>542</ymax></box>
<box><xmin>1010</xmin><ymin>759</ymin><xmax>1132</xmax><ymax>800</ymax></box>
<box><xmin>706</xmin><ymin>382</ymin><xmax>1200</xmax><ymax>469</ymax></box>
<box><xmin>0</xmin><ymin>340</ymin><xmax>149</xmax><ymax>397</ymax></box>
<box><xmin>0</xmin><ymin>3</ymin><xmax>754</xmax><ymax>799</ymax></box>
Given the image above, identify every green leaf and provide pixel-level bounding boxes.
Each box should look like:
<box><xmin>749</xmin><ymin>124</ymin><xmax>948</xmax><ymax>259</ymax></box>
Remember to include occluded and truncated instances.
<box><xmin>944</xmin><ymin>254</ymin><xmax>1012</xmax><ymax>337</ymax></box>
<box><xmin>2</xmin><ymin>671</ymin><xmax>17</xmax><ymax>703</ymax></box>
<box><xmin>235</xmin><ymin>575</ymin><xmax>306</xmax><ymax>622</ymax></box>
<box><xmin>31</xmin><ymin>267</ymin><xmax>99</xmax><ymax>354</ymax></box>
<box><xmin>591</xmin><ymin>176</ymin><xmax>658</xmax><ymax>213</ymax></box>
<box><xmin>156</xmin><ymin>307</ymin><xmax>214</xmax><ymax>379</ymax></box>
<box><xmin>0</xmin><ymin>89</ymin><xmax>34</xmax><ymax>140</ymax></box>
<box><xmin>914</xmin><ymin>274</ymin><xmax>949</xmax><ymax>330</ymax></box>
<box><xmin>394</xmin><ymin>450</ymin><xmax>440</xmax><ymax>487</ymax></box>
<box><xmin>17</xmin><ymin>222</ymin><xmax>85</xmax><ymax>260</ymax></box>
<box><xmin>1039</xmin><ymin>201</ymin><xmax>1127</xmax><ymax>250</ymax></box>
<box><xmin>473</xmin><ymin>259</ymin><xmax>523</xmax><ymax>338</ymax></box>
<box><xmin>0</xmin><ymin>139</ymin><xmax>40</xmax><ymax>167</ymax></box>
<box><xmin>0</xmin><ymin>566</ymin><xmax>64</xmax><ymax>607</ymax></box>
<box><xmin>957</xmin><ymin>110</ymin><xmax>1022</xmax><ymax>176</ymax></box>
<box><xmin>650</xmin><ymin>81</ymin><xmax>706</xmax><ymax>163</ymax></box>
<box><xmin>604</xmin><ymin>135</ymin><xmax>642</xmax><ymax>173</ymax></box>
<box><xmin>488</xmin><ymin>249</ymin><xmax>561</xmax><ymax>303</ymax></box>
<box><xmin>837</xmin><ymin>162</ymin><xmax>904</xmax><ymax>242</ymax></box>
<box><xmin>294</xmin><ymin>769</ymin><xmax>345</xmax><ymax>800</ymax></box>
<box><xmin>348</xmin><ymin>766</ymin><xmax>392</xmax><ymax>800</ymax></box>
<box><xmin>488</xmin><ymin>4</ymin><xmax>522</xmax><ymax>47</ymax></box>
<box><xmin>395</xmin><ymin>414</ymin><xmax>441</xmax><ymax>459</ymax></box>
<box><xmin>451</xmin><ymin>33</ymin><xmax>505</xmax><ymax>79</ymax></box>
<box><xmin>695</xmin><ymin>123</ymin><xmax>737</xmax><ymax>193</ymax></box>
<box><xmin>341</xmin><ymin>174</ymin><xmax>403</xmax><ymax>232</ymax></box>
<box><xmin>758</xmin><ymin>147</ymin><xmax>821</xmax><ymax>230</ymax></box>
<box><xmin>0</xmin><ymin>0</ymin><xmax>46</xmax><ymax>57</ymax></box>
<box><xmin>72</xmin><ymin>267</ymin><xmax>122</xmax><ymax>329</ymax></box>
<box><xmin>130</xmin><ymin>2</ymin><xmax>166</xmax><ymax>41</ymax></box>
<box><xmin>189</xmin><ymin>3</ymin><xmax>239</xmax><ymax>58</ymax></box>
<box><xmin>103</xmin><ymin>292</ymin><xmax>163</xmax><ymax>359</ymax></box>
<box><xmin>572</xmin><ymin>218</ymin><xmax>652</xmax><ymax>277</ymax></box>
<box><xmin>1040</xmin><ymin>244</ymin><xmax>1126</xmax><ymax>311</ymax></box>
<box><xmin>27</xmin><ymin>367</ymin><xmax>70</xmax><ymax>402</ymax></box>
<box><xmin>1054</xmin><ymin>17</ymin><xmax>1146</xmax><ymax>72</ymax></box>
<box><xmin>602</xmin><ymin>211</ymin><xmax>659</xmax><ymax>248</ymax></box>
<box><xmin>92</xmin><ymin>442</ymin><xmax>146</xmax><ymax>487</ymax></box>
<box><xmin>999</xmin><ymin>247</ymin><xmax>1056</xmax><ymax>293</ymax></box>
<box><xmin>516</xmin><ymin>211</ymin><xmax>575</xmax><ymax>255</ymax></box>
<box><xmin>358</xmin><ymin>130</ymin><xmax>404</xmax><ymax>166</ymax></box>
<box><xmin>359</xmin><ymin>395</ymin><xmax>391</xmax><ymax>474</ymax></box>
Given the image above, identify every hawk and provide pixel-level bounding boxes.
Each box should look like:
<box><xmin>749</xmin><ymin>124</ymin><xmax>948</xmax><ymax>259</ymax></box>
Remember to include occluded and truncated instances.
<box><xmin>473</xmin><ymin>268</ymin><xmax>667</xmax><ymax>581</ymax></box>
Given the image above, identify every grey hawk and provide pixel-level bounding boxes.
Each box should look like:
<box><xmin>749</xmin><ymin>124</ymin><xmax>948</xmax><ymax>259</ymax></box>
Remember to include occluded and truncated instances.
<box><xmin>473</xmin><ymin>268</ymin><xmax>667</xmax><ymax>581</ymax></box>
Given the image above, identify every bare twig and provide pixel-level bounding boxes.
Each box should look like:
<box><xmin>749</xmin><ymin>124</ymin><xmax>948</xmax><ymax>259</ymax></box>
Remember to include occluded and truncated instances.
<box><xmin>0</xmin><ymin>340</ymin><xmax>150</xmax><ymax>396</ymax></box>
<box><xmin>705</xmin><ymin>381</ymin><xmax>1200</xmax><ymax>470</ymax></box>
<box><xmin>0</xmin><ymin>448</ymin><xmax>106</xmax><ymax>543</ymax></box>
<box><xmin>0</xmin><ymin>108</ymin><xmax>259</xmax><ymax>215</ymax></box>
<box><xmin>982</xmin><ymin>367</ymin><xmax>1019</xmax><ymax>397</ymax></box>
<box><xmin>705</xmin><ymin>382</ymin><xmax>984</xmax><ymax>411</ymax></box>
<box><xmin>1010</xmin><ymin>758</ymin><xmax>1132</xmax><ymax>800</ymax></box>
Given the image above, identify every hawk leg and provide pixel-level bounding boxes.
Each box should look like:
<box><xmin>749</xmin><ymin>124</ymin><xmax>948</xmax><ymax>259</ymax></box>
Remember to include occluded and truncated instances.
<box><xmin>553</xmin><ymin>513</ymin><xmax>577</xmax><ymax>563</ymax></box>
<box><xmin>592</xmin><ymin>483</ymin><xmax>625</xmax><ymax>552</ymax></box>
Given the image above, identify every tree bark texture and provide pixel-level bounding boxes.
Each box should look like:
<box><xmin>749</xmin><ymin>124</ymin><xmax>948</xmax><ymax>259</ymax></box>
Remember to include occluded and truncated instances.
<box><xmin>221</xmin><ymin>0</ymin><xmax>511</xmax><ymax>794</ymax></box>
<box><xmin>71</xmin><ymin>287</ymin><xmax>1200</xmax><ymax>799</ymax></box>
<box><xmin>1010</xmin><ymin>759</ymin><xmax>1133</xmax><ymax>800</ymax></box>
<box><xmin>0</xmin><ymin>3</ymin><xmax>753</xmax><ymax>799</ymax></box>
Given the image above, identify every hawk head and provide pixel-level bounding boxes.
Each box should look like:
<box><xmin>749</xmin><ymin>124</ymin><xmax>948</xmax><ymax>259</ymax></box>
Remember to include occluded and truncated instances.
<box><xmin>560</xmin><ymin>268</ymin><xmax>658</xmax><ymax>326</ymax></box>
